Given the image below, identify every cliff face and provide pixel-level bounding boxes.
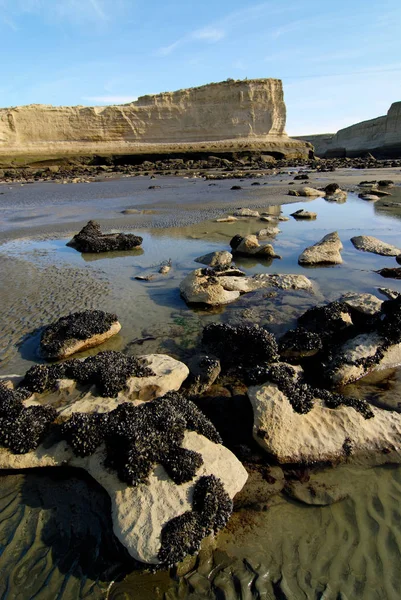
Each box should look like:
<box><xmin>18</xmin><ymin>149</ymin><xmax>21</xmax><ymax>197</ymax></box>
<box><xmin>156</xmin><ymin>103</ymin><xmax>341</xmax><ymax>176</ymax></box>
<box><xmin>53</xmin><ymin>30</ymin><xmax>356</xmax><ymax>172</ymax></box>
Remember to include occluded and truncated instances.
<box><xmin>0</xmin><ymin>79</ymin><xmax>311</xmax><ymax>160</ymax></box>
<box><xmin>299</xmin><ymin>102</ymin><xmax>401</xmax><ymax>158</ymax></box>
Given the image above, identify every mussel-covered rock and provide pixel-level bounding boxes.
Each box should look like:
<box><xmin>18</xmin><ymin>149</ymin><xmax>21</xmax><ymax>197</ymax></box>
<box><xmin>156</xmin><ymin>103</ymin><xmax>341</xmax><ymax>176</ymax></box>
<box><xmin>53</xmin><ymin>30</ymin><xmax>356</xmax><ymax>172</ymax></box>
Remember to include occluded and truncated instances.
<box><xmin>67</xmin><ymin>220</ymin><xmax>142</xmax><ymax>253</ymax></box>
<box><xmin>40</xmin><ymin>310</ymin><xmax>121</xmax><ymax>359</ymax></box>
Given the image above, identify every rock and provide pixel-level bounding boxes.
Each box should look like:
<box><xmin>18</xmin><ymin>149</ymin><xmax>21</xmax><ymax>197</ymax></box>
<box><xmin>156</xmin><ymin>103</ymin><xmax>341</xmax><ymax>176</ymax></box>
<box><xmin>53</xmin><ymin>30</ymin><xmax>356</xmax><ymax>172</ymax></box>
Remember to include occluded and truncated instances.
<box><xmin>40</xmin><ymin>310</ymin><xmax>121</xmax><ymax>360</ymax></box>
<box><xmin>279</xmin><ymin>328</ymin><xmax>323</xmax><ymax>360</ymax></box>
<box><xmin>259</xmin><ymin>215</ymin><xmax>277</xmax><ymax>222</ymax></box>
<box><xmin>378</xmin><ymin>180</ymin><xmax>394</xmax><ymax>187</ymax></box>
<box><xmin>368</xmin><ymin>189</ymin><xmax>392</xmax><ymax>197</ymax></box>
<box><xmin>67</xmin><ymin>220</ymin><xmax>142</xmax><ymax>253</ymax></box>
<box><xmin>298</xmin><ymin>301</ymin><xmax>352</xmax><ymax>342</ymax></box>
<box><xmin>376</xmin><ymin>268</ymin><xmax>401</xmax><ymax>279</ymax></box>
<box><xmin>290</xmin><ymin>209</ymin><xmax>317</xmax><ymax>219</ymax></box>
<box><xmin>257</xmin><ymin>226</ymin><xmax>280</xmax><ymax>238</ymax></box>
<box><xmin>339</xmin><ymin>292</ymin><xmax>383</xmax><ymax>316</ymax></box>
<box><xmin>284</xmin><ymin>480</ymin><xmax>348</xmax><ymax>506</ymax></box>
<box><xmin>215</xmin><ymin>216</ymin><xmax>238</xmax><ymax>223</ymax></box>
<box><xmin>298</xmin><ymin>231</ymin><xmax>343</xmax><ymax>265</ymax></box>
<box><xmin>232</xmin><ymin>208</ymin><xmax>260</xmax><ymax>218</ymax></box>
<box><xmin>324</xmin><ymin>183</ymin><xmax>340</xmax><ymax>195</ymax></box>
<box><xmin>278</xmin><ymin>215</ymin><xmax>290</xmax><ymax>221</ymax></box>
<box><xmin>324</xmin><ymin>332</ymin><xmax>401</xmax><ymax>386</ymax></box>
<box><xmin>378</xmin><ymin>287</ymin><xmax>401</xmax><ymax>300</ymax></box>
<box><xmin>298</xmin><ymin>187</ymin><xmax>325</xmax><ymax>197</ymax></box>
<box><xmin>202</xmin><ymin>323</ymin><xmax>279</xmax><ymax>369</ymax></box>
<box><xmin>231</xmin><ymin>185</ymin><xmax>242</xmax><ymax>190</ymax></box>
<box><xmin>135</xmin><ymin>275</ymin><xmax>154</xmax><ymax>281</ymax></box>
<box><xmin>351</xmin><ymin>235</ymin><xmax>401</xmax><ymax>257</ymax></box>
<box><xmin>288</xmin><ymin>190</ymin><xmax>299</xmax><ymax>196</ymax></box>
<box><xmin>194</xmin><ymin>251</ymin><xmax>233</xmax><ymax>268</ymax></box>
<box><xmin>0</xmin><ymin>391</ymin><xmax>247</xmax><ymax>565</ymax></box>
<box><xmin>358</xmin><ymin>193</ymin><xmax>380</xmax><ymax>201</ymax></box>
<box><xmin>180</xmin><ymin>268</ymin><xmax>314</xmax><ymax>306</ymax></box>
<box><xmin>397</xmin><ymin>255</ymin><xmax>401</xmax><ymax>265</ymax></box>
<box><xmin>248</xmin><ymin>366</ymin><xmax>401</xmax><ymax>465</ymax></box>
<box><xmin>230</xmin><ymin>234</ymin><xmax>280</xmax><ymax>258</ymax></box>
<box><xmin>185</xmin><ymin>355</ymin><xmax>221</xmax><ymax>396</ymax></box>
<box><xmin>121</xmin><ymin>208</ymin><xmax>141</xmax><ymax>214</ymax></box>
<box><xmin>148</xmin><ymin>185</ymin><xmax>161</xmax><ymax>189</ymax></box>
<box><xmin>325</xmin><ymin>190</ymin><xmax>347</xmax><ymax>202</ymax></box>
<box><xmin>159</xmin><ymin>261</ymin><xmax>172</xmax><ymax>274</ymax></box>
<box><xmin>294</xmin><ymin>174</ymin><xmax>309</xmax><ymax>180</ymax></box>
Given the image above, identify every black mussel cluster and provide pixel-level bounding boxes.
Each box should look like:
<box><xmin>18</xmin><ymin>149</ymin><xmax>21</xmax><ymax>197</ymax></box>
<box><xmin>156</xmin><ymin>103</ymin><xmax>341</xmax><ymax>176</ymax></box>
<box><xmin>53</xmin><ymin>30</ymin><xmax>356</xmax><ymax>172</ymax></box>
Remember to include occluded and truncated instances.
<box><xmin>67</xmin><ymin>220</ymin><xmax>143</xmax><ymax>253</ymax></box>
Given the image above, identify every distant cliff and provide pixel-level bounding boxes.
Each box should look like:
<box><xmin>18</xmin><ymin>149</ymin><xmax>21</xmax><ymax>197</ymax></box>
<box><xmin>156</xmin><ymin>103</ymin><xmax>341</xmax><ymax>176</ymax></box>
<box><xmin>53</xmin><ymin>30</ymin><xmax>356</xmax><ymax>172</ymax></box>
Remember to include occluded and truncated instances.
<box><xmin>299</xmin><ymin>102</ymin><xmax>401</xmax><ymax>158</ymax></box>
<box><xmin>0</xmin><ymin>79</ymin><xmax>311</xmax><ymax>161</ymax></box>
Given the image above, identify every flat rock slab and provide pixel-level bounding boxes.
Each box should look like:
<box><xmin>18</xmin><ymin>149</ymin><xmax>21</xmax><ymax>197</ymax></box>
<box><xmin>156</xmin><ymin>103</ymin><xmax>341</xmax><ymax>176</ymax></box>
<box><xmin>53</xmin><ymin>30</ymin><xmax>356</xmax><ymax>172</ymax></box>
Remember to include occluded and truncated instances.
<box><xmin>248</xmin><ymin>378</ymin><xmax>401</xmax><ymax>466</ymax></box>
<box><xmin>232</xmin><ymin>209</ymin><xmax>260</xmax><ymax>218</ymax></box>
<box><xmin>351</xmin><ymin>236</ymin><xmax>401</xmax><ymax>257</ymax></box>
<box><xmin>299</xmin><ymin>187</ymin><xmax>325</xmax><ymax>197</ymax></box>
<box><xmin>215</xmin><ymin>216</ymin><xmax>238</xmax><ymax>223</ymax></box>
<box><xmin>298</xmin><ymin>231</ymin><xmax>343</xmax><ymax>265</ymax></box>
<box><xmin>291</xmin><ymin>209</ymin><xmax>317</xmax><ymax>220</ymax></box>
<box><xmin>339</xmin><ymin>292</ymin><xmax>383</xmax><ymax>316</ymax></box>
<box><xmin>180</xmin><ymin>269</ymin><xmax>314</xmax><ymax>305</ymax></box>
<box><xmin>257</xmin><ymin>227</ymin><xmax>280</xmax><ymax>238</ymax></box>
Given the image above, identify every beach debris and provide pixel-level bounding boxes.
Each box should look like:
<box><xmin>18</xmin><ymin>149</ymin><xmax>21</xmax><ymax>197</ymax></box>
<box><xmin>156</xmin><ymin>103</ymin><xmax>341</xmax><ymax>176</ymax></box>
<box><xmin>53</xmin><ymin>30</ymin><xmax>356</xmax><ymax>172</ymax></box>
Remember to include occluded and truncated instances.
<box><xmin>40</xmin><ymin>310</ymin><xmax>121</xmax><ymax>360</ymax></box>
<box><xmin>67</xmin><ymin>220</ymin><xmax>142</xmax><ymax>253</ymax></box>
<box><xmin>298</xmin><ymin>231</ymin><xmax>343</xmax><ymax>265</ymax></box>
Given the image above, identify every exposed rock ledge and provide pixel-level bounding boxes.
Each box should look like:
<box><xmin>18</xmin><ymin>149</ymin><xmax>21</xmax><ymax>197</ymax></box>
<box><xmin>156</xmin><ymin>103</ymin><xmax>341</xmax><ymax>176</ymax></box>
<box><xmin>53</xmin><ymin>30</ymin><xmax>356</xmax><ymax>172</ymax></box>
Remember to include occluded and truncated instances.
<box><xmin>0</xmin><ymin>79</ymin><xmax>311</xmax><ymax>160</ymax></box>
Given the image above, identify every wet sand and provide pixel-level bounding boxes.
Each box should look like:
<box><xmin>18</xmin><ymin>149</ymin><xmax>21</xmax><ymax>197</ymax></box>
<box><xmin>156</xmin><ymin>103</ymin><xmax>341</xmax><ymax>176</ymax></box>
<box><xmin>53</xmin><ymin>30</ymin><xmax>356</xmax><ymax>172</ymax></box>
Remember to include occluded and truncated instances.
<box><xmin>1</xmin><ymin>168</ymin><xmax>401</xmax><ymax>599</ymax></box>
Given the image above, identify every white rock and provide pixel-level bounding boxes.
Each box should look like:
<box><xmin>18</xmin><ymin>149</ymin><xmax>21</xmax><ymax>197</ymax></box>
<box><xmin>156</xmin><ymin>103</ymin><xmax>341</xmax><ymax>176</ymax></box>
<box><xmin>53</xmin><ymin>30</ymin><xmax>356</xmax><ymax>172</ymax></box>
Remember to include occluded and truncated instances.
<box><xmin>180</xmin><ymin>269</ymin><xmax>241</xmax><ymax>305</ymax></box>
<box><xmin>0</xmin><ymin>431</ymin><xmax>247</xmax><ymax>565</ymax></box>
<box><xmin>340</xmin><ymin>292</ymin><xmax>383</xmax><ymax>316</ymax></box>
<box><xmin>215</xmin><ymin>216</ymin><xmax>238</xmax><ymax>223</ymax></box>
<box><xmin>325</xmin><ymin>190</ymin><xmax>347</xmax><ymax>203</ymax></box>
<box><xmin>248</xmin><ymin>379</ymin><xmax>401</xmax><ymax>465</ymax></box>
<box><xmin>257</xmin><ymin>226</ymin><xmax>280</xmax><ymax>238</ymax></box>
<box><xmin>298</xmin><ymin>231</ymin><xmax>343</xmax><ymax>265</ymax></box>
<box><xmin>359</xmin><ymin>194</ymin><xmax>380</xmax><ymax>201</ymax></box>
<box><xmin>351</xmin><ymin>235</ymin><xmax>401</xmax><ymax>257</ymax></box>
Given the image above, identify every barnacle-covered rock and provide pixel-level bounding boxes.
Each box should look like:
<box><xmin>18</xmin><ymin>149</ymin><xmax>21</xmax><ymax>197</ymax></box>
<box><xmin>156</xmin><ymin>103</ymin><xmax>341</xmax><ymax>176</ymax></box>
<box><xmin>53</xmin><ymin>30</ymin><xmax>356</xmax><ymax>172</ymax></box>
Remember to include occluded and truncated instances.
<box><xmin>40</xmin><ymin>310</ymin><xmax>121</xmax><ymax>359</ymax></box>
<box><xmin>67</xmin><ymin>220</ymin><xmax>143</xmax><ymax>253</ymax></box>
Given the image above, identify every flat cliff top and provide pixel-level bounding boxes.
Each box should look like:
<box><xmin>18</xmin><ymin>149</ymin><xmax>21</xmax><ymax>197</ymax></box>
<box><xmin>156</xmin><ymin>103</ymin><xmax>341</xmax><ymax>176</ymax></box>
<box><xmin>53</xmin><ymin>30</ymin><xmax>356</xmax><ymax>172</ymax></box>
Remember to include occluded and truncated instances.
<box><xmin>1</xmin><ymin>78</ymin><xmax>283</xmax><ymax>112</ymax></box>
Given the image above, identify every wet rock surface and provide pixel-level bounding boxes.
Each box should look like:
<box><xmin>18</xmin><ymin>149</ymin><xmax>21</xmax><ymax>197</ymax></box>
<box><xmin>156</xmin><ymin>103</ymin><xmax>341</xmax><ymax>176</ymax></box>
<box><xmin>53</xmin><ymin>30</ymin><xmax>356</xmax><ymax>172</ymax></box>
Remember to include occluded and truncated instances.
<box><xmin>298</xmin><ymin>231</ymin><xmax>343</xmax><ymax>265</ymax></box>
<box><xmin>67</xmin><ymin>220</ymin><xmax>143</xmax><ymax>253</ymax></box>
<box><xmin>291</xmin><ymin>209</ymin><xmax>317</xmax><ymax>219</ymax></box>
<box><xmin>40</xmin><ymin>310</ymin><xmax>121</xmax><ymax>359</ymax></box>
<box><xmin>229</xmin><ymin>234</ymin><xmax>281</xmax><ymax>258</ymax></box>
<box><xmin>351</xmin><ymin>235</ymin><xmax>401</xmax><ymax>257</ymax></box>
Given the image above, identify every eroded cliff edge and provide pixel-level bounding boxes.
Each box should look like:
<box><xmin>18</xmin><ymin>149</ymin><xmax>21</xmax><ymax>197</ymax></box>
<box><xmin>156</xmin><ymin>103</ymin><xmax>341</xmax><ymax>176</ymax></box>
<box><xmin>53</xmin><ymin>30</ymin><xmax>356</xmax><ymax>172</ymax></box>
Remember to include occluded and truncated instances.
<box><xmin>299</xmin><ymin>102</ymin><xmax>401</xmax><ymax>158</ymax></box>
<box><xmin>0</xmin><ymin>79</ymin><xmax>311</xmax><ymax>162</ymax></box>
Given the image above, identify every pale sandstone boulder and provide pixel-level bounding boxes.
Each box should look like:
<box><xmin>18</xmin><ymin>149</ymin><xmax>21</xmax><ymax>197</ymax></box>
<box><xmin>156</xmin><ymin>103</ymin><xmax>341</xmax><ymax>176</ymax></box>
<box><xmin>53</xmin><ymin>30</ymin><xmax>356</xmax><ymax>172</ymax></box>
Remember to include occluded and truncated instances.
<box><xmin>325</xmin><ymin>190</ymin><xmax>347</xmax><ymax>203</ymax></box>
<box><xmin>324</xmin><ymin>332</ymin><xmax>401</xmax><ymax>386</ymax></box>
<box><xmin>298</xmin><ymin>187</ymin><xmax>325</xmax><ymax>197</ymax></box>
<box><xmin>194</xmin><ymin>251</ymin><xmax>233</xmax><ymax>268</ymax></box>
<box><xmin>232</xmin><ymin>209</ymin><xmax>260</xmax><ymax>218</ymax></box>
<box><xmin>298</xmin><ymin>231</ymin><xmax>343</xmax><ymax>265</ymax></box>
<box><xmin>248</xmin><ymin>375</ymin><xmax>401</xmax><ymax>465</ymax></box>
<box><xmin>339</xmin><ymin>292</ymin><xmax>383</xmax><ymax>316</ymax></box>
<box><xmin>0</xmin><ymin>431</ymin><xmax>247</xmax><ymax>565</ymax></box>
<box><xmin>180</xmin><ymin>268</ymin><xmax>314</xmax><ymax>305</ymax></box>
<box><xmin>351</xmin><ymin>235</ymin><xmax>401</xmax><ymax>257</ymax></box>
<box><xmin>230</xmin><ymin>234</ymin><xmax>281</xmax><ymax>258</ymax></box>
<box><xmin>257</xmin><ymin>226</ymin><xmax>280</xmax><ymax>237</ymax></box>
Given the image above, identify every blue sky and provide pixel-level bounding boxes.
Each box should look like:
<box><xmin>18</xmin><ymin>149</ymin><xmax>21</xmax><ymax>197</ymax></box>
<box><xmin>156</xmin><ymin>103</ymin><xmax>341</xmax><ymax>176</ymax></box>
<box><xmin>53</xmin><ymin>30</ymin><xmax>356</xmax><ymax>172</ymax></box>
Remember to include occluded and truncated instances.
<box><xmin>1</xmin><ymin>0</ymin><xmax>400</xmax><ymax>135</ymax></box>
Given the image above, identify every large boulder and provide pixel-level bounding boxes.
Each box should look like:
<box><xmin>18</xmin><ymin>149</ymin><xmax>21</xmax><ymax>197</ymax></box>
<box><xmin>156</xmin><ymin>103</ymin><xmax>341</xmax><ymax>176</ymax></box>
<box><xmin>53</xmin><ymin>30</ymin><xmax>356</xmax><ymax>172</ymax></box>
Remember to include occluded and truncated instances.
<box><xmin>351</xmin><ymin>235</ymin><xmax>401</xmax><ymax>257</ymax></box>
<box><xmin>298</xmin><ymin>232</ymin><xmax>343</xmax><ymax>265</ymax></box>
<box><xmin>40</xmin><ymin>310</ymin><xmax>121</xmax><ymax>360</ymax></box>
<box><xmin>0</xmin><ymin>388</ymin><xmax>247</xmax><ymax>565</ymax></box>
<box><xmin>67</xmin><ymin>220</ymin><xmax>143</xmax><ymax>253</ymax></box>
<box><xmin>248</xmin><ymin>364</ymin><xmax>401</xmax><ymax>466</ymax></box>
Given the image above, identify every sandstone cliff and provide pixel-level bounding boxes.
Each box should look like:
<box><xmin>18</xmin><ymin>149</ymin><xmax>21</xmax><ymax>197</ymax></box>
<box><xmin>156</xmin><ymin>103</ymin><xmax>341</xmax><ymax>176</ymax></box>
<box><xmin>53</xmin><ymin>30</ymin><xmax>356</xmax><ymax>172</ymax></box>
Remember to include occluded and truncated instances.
<box><xmin>298</xmin><ymin>102</ymin><xmax>401</xmax><ymax>158</ymax></box>
<box><xmin>0</xmin><ymin>79</ymin><xmax>311</xmax><ymax>161</ymax></box>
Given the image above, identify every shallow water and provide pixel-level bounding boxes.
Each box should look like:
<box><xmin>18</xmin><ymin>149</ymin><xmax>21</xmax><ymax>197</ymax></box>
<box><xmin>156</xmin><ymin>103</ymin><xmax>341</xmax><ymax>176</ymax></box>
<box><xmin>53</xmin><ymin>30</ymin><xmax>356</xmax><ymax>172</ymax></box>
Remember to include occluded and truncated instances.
<box><xmin>1</xmin><ymin>177</ymin><xmax>401</xmax><ymax>598</ymax></box>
